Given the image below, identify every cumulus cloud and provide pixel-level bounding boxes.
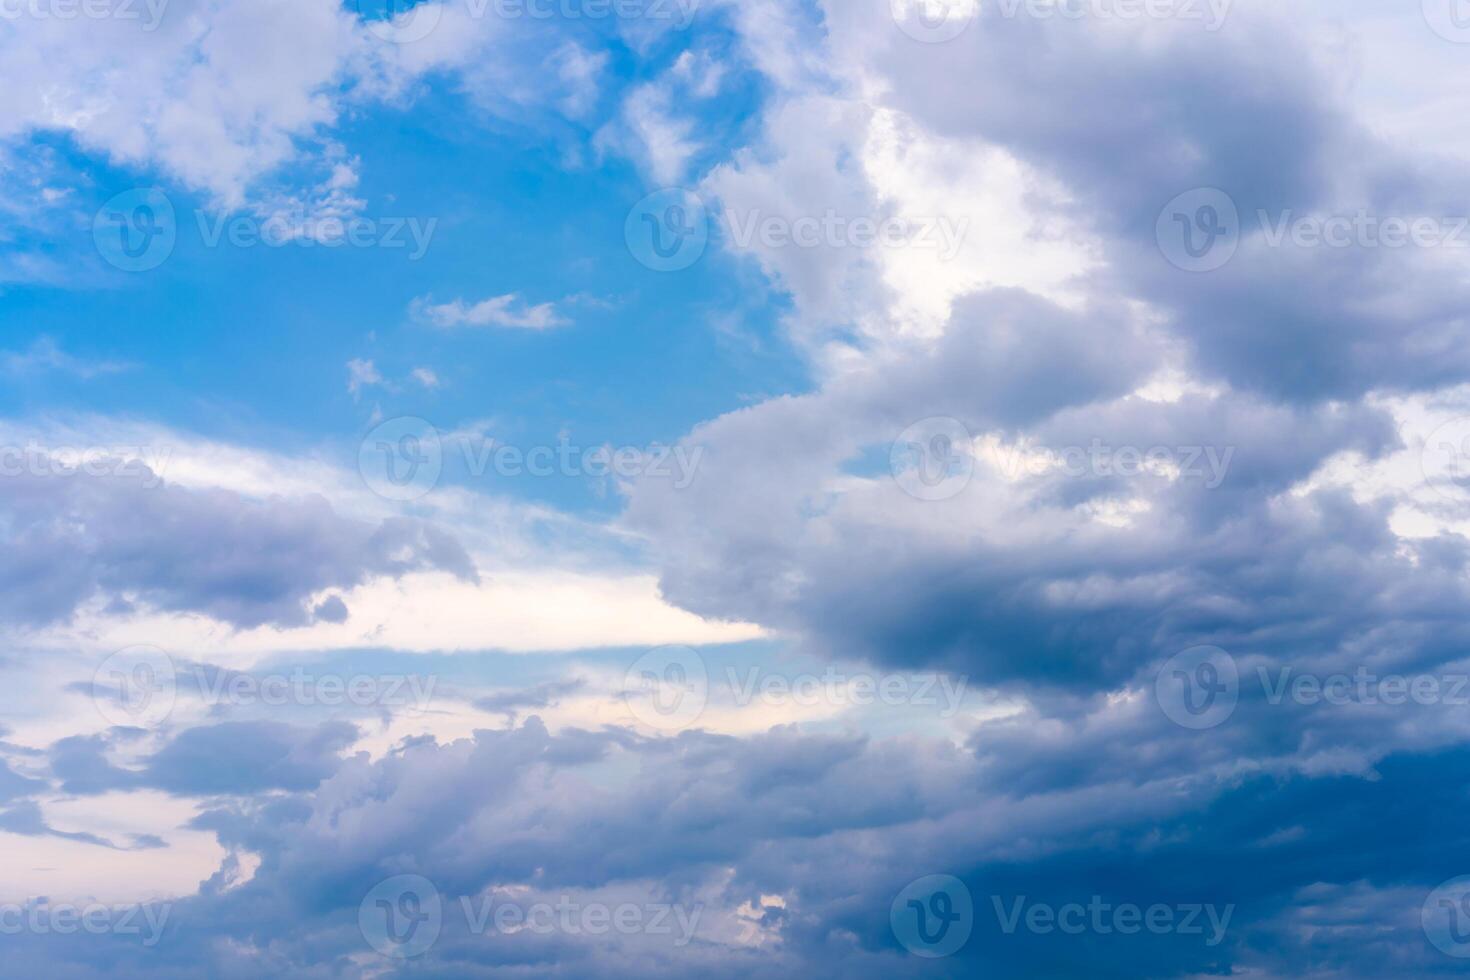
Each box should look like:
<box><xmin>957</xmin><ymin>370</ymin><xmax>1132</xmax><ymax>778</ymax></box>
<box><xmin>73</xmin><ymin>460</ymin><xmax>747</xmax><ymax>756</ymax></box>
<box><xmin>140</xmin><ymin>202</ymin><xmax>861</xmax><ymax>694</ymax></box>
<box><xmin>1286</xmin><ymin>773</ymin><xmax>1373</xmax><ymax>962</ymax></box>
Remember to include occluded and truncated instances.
<box><xmin>0</xmin><ymin>462</ymin><xmax>478</xmax><ymax>629</ymax></box>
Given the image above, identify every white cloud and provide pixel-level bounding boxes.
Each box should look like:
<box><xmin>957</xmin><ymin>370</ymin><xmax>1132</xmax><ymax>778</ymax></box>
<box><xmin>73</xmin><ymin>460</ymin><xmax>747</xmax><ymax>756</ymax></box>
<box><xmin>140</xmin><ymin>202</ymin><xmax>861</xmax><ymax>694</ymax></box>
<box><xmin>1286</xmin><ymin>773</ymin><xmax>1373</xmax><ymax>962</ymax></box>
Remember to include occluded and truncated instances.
<box><xmin>345</xmin><ymin>357</ymin><xmax>383</xmax><ymax>397</ymax></box>
<box><xmin>411</xmin><ymin>293</ymin><xmax>569</xmax><ymax>330</ymax></box>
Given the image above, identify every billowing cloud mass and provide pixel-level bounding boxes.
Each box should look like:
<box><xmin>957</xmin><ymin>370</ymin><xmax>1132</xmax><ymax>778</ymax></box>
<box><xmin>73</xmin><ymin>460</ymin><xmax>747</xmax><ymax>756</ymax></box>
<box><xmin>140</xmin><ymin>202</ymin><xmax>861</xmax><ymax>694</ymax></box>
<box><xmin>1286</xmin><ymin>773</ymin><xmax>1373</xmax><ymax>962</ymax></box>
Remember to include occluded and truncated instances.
<box><xmin>5</xmin><ymin>0</ymin><xmax>1470</xmax><ymax>977</ymax></box>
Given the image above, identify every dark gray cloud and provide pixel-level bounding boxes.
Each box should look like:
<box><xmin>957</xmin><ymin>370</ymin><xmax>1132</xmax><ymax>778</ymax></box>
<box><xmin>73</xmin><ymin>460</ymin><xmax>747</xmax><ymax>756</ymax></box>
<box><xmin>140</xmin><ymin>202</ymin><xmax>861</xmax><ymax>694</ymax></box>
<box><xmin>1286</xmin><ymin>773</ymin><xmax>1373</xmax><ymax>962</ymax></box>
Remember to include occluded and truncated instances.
<box><xmin>0</xmin><ymin>464</ymin><xmax>477</xmax><ymax>628</ymax></box>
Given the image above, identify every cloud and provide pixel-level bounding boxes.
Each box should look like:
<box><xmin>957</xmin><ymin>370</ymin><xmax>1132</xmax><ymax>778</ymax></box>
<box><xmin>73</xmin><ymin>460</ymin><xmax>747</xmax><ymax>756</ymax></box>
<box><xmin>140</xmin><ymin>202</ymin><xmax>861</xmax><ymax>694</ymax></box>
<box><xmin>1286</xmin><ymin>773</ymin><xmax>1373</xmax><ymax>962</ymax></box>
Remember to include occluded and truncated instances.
<box><xmin>412</xmin><ymin>294</ymin><xmax>570</xmax><ymax>330</ymax></box>
<box><xmin>1</xmin><ymin>337</ymin><xmax>133</xmax><ymax>379</ymax></box>
<box><xmin>345</xmin><ymin>358</ymin><xmax>383</xmax><ymax>397</ymax></box>
<box><xmin>0</xmin><ymin>461</ymin><xmax>478</xmax><ymax>629</ymax></box>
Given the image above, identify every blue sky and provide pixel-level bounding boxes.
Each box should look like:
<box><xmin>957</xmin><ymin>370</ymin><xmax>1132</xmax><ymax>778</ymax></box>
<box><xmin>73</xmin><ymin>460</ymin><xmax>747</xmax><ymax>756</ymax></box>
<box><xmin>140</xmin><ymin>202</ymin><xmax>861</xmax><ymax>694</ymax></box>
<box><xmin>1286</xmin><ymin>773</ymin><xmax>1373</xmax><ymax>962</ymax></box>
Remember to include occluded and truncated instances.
<box><xmin>7</xmin><ymin>0</ymin><xmax>1470</xmax><ymax>977</ymax></box>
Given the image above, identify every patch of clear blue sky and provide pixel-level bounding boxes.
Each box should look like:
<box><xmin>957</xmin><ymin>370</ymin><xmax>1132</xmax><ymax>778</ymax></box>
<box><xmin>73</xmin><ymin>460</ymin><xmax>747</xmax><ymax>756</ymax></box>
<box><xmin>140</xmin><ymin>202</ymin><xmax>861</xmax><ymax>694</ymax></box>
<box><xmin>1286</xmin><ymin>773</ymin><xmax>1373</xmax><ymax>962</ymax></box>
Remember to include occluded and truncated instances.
<box><xmin>0</xmin><ymin>50</ymin><xmax>811</xmax><ymax>517</ymax></box>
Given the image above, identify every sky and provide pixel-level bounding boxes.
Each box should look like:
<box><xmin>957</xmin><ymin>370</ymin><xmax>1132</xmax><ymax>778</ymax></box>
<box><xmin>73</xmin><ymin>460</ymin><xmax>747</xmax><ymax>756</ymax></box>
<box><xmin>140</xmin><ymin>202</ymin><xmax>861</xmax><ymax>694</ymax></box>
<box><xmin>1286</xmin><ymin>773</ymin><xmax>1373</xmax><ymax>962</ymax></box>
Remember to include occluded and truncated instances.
<box><xmin>5</xmin><ymin>0</ymin><xmax>1470</xmax><ymax>976</ymax></box>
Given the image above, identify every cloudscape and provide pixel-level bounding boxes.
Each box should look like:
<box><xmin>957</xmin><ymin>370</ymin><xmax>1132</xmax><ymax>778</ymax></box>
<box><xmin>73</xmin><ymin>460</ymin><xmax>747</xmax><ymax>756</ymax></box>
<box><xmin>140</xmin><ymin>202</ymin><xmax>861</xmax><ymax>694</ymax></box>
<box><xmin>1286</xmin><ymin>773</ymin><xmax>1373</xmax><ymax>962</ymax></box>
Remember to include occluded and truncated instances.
<box><xmin>6</xmin><ymin>0</ymin><xmax>1470</xmax><ymax>976</ymax></box>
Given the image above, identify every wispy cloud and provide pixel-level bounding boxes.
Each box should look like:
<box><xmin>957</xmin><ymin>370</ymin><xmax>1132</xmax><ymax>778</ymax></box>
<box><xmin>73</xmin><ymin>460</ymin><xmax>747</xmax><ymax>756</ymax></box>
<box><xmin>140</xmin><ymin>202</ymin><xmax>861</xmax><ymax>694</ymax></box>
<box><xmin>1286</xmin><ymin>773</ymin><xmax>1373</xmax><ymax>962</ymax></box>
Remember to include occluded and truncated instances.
<box><xmin>1</xmin><ymin>337</ymin><xmax>132</xmax><ymax>379</ymax></box>
<box><xmin>411</xmin><ymin>294</ymin><xmax>569</xmax><ymax>331</ymax></box>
